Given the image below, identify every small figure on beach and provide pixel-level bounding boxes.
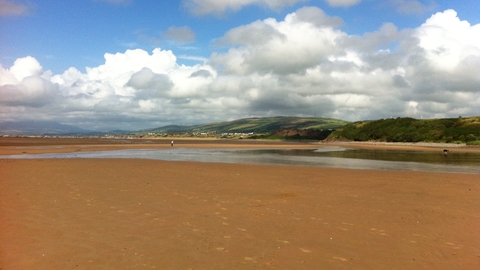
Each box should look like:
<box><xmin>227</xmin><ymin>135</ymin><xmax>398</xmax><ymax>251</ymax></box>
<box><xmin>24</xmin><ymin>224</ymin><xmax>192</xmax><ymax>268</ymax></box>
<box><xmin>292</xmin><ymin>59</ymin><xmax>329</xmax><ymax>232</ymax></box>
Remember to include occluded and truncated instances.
<box><xmin>443</xmin><ymin>149</ymin><xmax>449</xmax><ymax>156</ymax></box>
<box><xmin>171</xmin><ymin>140</ymin><xmax>174</xmax><ymax>147</ymax></box>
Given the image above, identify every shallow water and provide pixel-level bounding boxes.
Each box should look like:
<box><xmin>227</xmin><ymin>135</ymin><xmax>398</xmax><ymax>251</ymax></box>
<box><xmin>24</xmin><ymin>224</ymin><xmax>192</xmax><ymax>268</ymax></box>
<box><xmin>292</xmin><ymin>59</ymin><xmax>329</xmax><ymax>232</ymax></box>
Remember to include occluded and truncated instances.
<box><xmin>1</xmin><ymin>146</ymin><xmax>479</xmax><ymax>174</ymax></box>
<box><xmin>260</xmin><ymin>147</ymin><xmax>480</xmax><ymax>166</ymax></box>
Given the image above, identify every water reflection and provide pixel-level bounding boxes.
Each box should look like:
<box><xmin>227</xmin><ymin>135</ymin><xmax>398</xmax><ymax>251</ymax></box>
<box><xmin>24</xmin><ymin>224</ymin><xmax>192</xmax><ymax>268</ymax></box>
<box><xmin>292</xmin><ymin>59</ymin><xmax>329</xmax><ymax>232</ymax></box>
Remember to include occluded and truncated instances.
<box><xmin>1</xmin><ymin>147</ymin><xmax>479</xmax><ymax>174</ymax></box>
<box><xmin>244</xmin><ymin>148</ymin><xmax>480</xmax><ymax>166</ymax></box>
<box><xmin>235</xmin><ymin>148</ymin><xmax>480</xmax><ymax>174</ymax></box>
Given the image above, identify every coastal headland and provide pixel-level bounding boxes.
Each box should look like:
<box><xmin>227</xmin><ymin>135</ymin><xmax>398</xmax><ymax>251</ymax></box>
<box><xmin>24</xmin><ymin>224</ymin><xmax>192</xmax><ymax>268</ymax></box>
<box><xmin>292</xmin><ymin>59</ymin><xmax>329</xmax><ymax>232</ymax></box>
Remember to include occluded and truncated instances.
<box><xmin>1</xmin><ymin>137</ymin><xmax>479</xmax><ymax>269</ymax></box>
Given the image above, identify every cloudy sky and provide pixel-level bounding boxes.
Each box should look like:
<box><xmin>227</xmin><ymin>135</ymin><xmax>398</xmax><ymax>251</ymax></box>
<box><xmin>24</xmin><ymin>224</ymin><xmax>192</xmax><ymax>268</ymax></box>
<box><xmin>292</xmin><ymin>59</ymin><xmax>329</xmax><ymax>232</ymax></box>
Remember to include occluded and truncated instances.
<box><xmin>1</xmin><ymin>0</ymin><xmax>479</xmax><ymax>131</ymax></box>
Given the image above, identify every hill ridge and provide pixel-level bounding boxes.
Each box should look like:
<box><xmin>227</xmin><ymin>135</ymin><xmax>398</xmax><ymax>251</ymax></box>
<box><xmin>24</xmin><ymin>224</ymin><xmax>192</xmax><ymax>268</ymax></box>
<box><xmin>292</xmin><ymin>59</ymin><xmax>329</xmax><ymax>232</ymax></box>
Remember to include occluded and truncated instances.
<box><xmin>142</xmin><ymin>116</ymin><xmax>349</xmax><ymax>134</ymax></box>
<box><xmin>327</xmin><ymin>116</ymin><xmax>480</xmax><ymax>144</ymax></box>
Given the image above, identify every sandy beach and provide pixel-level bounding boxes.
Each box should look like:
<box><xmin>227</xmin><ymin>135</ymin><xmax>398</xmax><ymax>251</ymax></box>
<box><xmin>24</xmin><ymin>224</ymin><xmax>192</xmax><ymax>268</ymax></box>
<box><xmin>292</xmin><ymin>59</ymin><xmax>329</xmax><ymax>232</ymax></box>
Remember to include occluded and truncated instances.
<box><xmin>1</xmin><ymin>138</ymin><xmax>479</xmax><ymax>269</ymax></box>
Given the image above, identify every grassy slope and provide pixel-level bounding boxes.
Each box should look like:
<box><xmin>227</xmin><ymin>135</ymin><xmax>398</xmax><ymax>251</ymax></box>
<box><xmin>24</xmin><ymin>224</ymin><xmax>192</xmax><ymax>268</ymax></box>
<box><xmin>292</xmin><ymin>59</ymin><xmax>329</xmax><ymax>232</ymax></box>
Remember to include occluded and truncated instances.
<box><xmin>144</xmin><ymin>117</ymin><xmax>349</xmax><ymax>134</ymax></box>
<box><xmin>327</xmin><ymin>116</ymin><xmax>480</xmax><ymax>144</ymax></box>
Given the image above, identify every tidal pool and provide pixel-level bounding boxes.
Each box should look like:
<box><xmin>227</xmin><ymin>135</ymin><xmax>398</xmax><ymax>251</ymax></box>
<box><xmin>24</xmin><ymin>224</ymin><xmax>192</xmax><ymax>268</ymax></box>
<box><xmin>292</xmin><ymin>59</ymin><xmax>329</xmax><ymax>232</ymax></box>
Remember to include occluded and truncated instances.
<box><xmin>2</xmin><ymin>146</ymin><xmax>479</xmax><ymax>174</ymax></box>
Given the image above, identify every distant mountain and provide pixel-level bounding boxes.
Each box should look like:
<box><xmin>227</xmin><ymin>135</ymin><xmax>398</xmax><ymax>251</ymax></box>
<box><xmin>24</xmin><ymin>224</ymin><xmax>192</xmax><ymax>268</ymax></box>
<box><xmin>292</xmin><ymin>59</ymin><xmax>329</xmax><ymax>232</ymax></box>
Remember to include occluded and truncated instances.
<box><xmin>0</xmin><ymin>120</ymin><xmax>97</xmax><ymax>135</ymax></box>
<box><xmin>104</xmin><ymin>129</ymin><xmax>134</xmax><ymax>134</ymax></box>
<box><xmin>0</xmin><ymin>117</ymin><xmax>349</xmax><ymax>137</ymax></box>
<box><xmin>327</xmin><ymin>116</ymin><xmax>480</xmax><ymax>144</ymax></box>
<box><xmin>142</xmin><ymin>124</ymin><xmax>196</xmax><ymax>133</ymax></box>
<box><xmin>142</xmin><ymin>116</ymin><xmax>349</xmax><ymax>134</ymax></box>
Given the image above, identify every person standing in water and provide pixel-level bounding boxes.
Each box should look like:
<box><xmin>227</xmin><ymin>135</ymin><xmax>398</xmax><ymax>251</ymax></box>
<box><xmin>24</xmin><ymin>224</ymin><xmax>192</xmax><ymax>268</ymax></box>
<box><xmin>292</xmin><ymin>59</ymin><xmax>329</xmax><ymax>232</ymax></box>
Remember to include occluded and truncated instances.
<box><xmin>171</xmin><ymin>140</ymin><xmax>174</xmax><ymax>147</ymax></box>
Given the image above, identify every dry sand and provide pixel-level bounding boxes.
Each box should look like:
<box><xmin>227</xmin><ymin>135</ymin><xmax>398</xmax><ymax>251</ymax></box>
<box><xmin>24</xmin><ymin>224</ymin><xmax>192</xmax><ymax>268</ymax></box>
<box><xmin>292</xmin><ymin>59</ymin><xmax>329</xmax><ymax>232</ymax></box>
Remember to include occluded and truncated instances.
<box><xmin>0</xmin><ymin>138</ymin><xmax>479</xmax><ymax>269</ymax></box>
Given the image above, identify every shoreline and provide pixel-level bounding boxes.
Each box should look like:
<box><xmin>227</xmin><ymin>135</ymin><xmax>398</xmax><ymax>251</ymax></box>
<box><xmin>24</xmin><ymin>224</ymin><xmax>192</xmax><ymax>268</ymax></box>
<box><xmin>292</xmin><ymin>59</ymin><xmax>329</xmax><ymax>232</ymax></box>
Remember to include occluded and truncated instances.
<box><xmin>1</xmin><ymin>137</ymin><xmax>479</xmax><ymax>156</ymax></box>
<box><xmin>318</xmin><ymin>140</ymin><xmax>480</xmax><ymax>153</ymax></box>
<box><xmin>0</xmin><ymin>137</ymin><xmax>317</xmax><ymax>155</ymax></box>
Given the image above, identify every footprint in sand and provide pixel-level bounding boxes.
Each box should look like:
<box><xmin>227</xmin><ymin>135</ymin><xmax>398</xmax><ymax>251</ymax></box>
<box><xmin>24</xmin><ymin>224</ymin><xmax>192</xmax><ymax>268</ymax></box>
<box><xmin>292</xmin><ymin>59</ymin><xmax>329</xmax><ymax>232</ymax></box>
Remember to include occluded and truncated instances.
<box><xmin>244</xmin><ymin>257</ymin><xmax>257</xmax><ymax>263</ymax></box>
<box><xmin>370</xmin><ymin>228</ymin><xmax>387</xmax><ymax>236</ymax></box>
<box><xmin>445</xmin><ymin>242</ymin><xmax>463</xmax><ymax>249</ymax></box>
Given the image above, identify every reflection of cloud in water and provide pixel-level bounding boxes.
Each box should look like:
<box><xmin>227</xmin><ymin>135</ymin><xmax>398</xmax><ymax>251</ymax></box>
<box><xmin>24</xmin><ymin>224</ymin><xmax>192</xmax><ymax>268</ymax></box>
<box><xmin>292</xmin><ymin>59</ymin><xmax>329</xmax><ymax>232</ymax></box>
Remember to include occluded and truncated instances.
<box><xmin>1</xmin><ymin>148</ymin><xmax>479</xmax><ymax>174</ymax></box>
<box><xmin>313</xmin><ymin>146</ymin><xmax>351</xmax><ymax>152</ymax></box>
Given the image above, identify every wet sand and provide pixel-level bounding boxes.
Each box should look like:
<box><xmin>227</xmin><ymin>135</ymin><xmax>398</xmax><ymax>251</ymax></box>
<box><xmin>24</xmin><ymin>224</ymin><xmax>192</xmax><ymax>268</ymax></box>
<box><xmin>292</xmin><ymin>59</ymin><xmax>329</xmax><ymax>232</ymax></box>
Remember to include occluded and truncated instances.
<box><xmin>1</xmin><ymin>138</ymin><xmax>479</xmax><ymax>269</ymax></box>
<box><xmin>0</xmin><ymin>137</ymin><xmax>319</xmax><ymax>155</ymax></box>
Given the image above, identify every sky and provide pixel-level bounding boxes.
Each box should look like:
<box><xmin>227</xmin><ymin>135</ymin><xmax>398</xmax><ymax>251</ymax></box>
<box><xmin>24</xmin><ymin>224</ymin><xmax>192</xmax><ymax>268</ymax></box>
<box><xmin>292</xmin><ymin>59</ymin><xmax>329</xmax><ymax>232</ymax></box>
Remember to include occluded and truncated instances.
<box><xmin>0</xmin><ymin>0</ymin><xmax>479</xmax><ymax>131</ymax></box>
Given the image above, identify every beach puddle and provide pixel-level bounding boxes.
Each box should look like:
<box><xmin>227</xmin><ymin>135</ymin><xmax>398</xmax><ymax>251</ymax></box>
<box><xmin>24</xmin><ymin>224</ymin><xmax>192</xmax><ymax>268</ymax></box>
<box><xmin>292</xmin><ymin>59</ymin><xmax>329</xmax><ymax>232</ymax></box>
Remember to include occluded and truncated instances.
<box><xmin>1</xmin><ymin>147</ymin><xmax>479</xmax><ymax>174</ymax></box>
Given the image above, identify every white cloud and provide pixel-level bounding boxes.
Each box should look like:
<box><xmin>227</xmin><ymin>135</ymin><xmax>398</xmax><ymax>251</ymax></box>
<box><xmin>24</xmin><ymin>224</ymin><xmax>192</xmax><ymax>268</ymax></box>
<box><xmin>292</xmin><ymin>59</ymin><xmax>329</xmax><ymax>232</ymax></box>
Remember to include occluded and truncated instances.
<box><xmin>183</xmin><ymin>0</ymin><xmax>307</xmax><ymax>16</ymax></box>
<box><xmin>211</xmin><ymin>7</ymin><xmax>345</xmax><ymax>75</ymax></box>
<box><xmin>178</xmin><ymin>55</ymin><xmax>209</xmax><ymax>62</ymax></box>
<box><xmin>0</xmin><ymin>57</ymin><xmax>57</xmax><ymax>108</ymax></box>
<box><xmin>390</xmin><ymin>0</ymin><xmax>435</xmax><ymax>15</ymax></box>
<box><xmin>415</xmin><ymin>9</ymin><xmax>480</xmax><ymax>72</ymax></box>
<box><xmin>0</xmin><ymin>0</ymin><xmax>30</xmax><ymax>16</ymax></box>
<box><xmin>163</xmin><ymin>26</ymin><xmax>196</xmax><ymax>43</ymax></box>
<box><xmin>0</xmin><ymin>48</ymin><xmax>221</xmax><ymax>129</ymax></box>
<box><xmin>293</xmin><ymin>6</ymin><xmax>343</xmax><ymax>28</ymax></box>
<box><xmin>324</xmin><ymin>0</ymin><xmax>361</xmax><ymax>7</ymax></box>
<box><xmin>8</xmin><ymin>56</ymin><xmax>43</xmax><ymax>82</ymax></box>
<box><xmin>1</xmin><ymin>8</ymin><xmax>479</xmax><ymax>130</ymax></box>
<box><xmin>210</xmin><ymin>7</ymin><xmax>480</xmax><ymax>120</ymax></box>
<box><xmin>126</xmin><ymin>68</ymin><xmax>173</xmax><ymax>100</ymax></box>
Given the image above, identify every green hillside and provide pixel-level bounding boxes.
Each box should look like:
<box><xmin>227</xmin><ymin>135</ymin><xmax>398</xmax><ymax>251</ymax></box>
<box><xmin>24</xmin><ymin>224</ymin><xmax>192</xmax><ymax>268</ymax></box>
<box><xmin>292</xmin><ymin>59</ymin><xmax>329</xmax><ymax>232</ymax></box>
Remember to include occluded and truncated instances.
<box><xmin>327</xmin><ymin>116</ymin><xmax>480</xmax><ymax>144</ymax></box>
<box><xmin>143</xmin><ymin>116</ymin><xmax>348</xmax><ymax>134</ymax></box>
